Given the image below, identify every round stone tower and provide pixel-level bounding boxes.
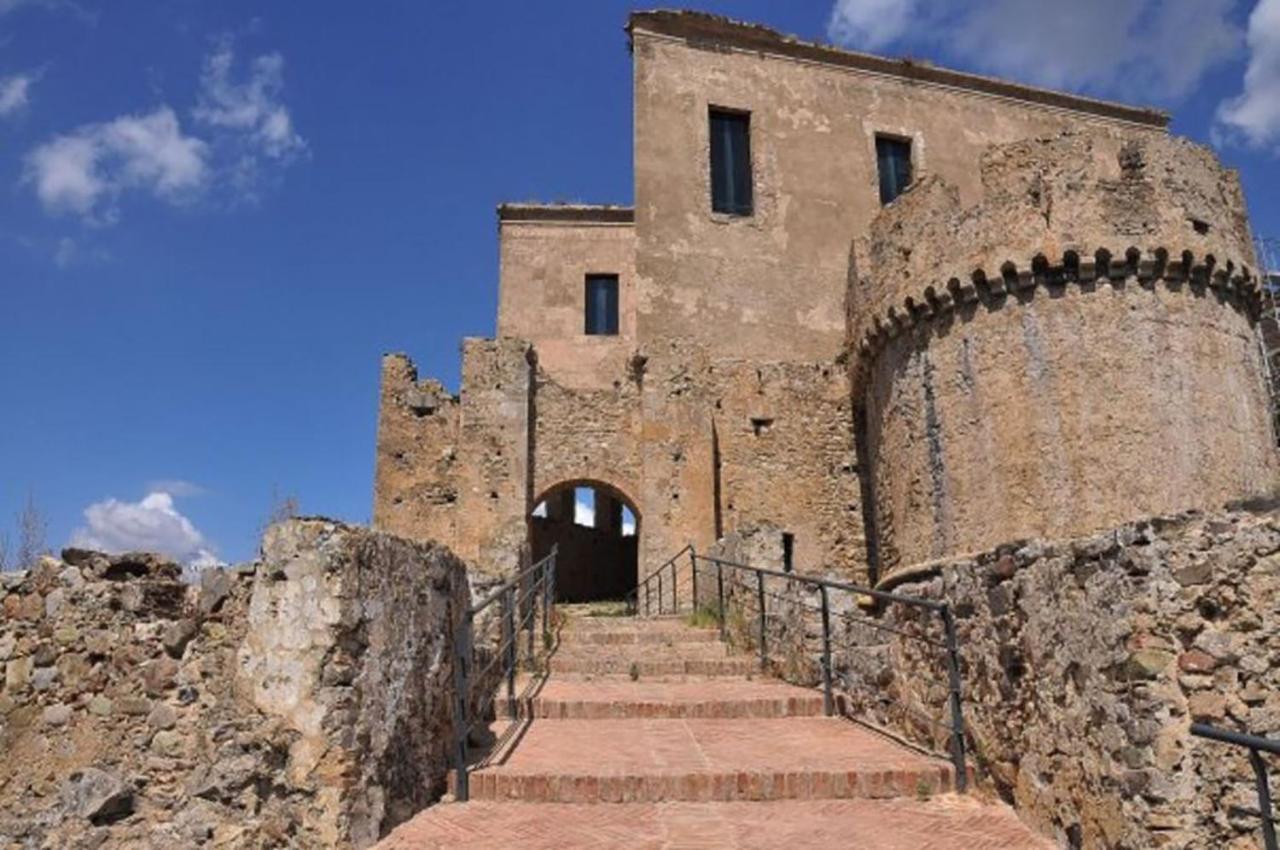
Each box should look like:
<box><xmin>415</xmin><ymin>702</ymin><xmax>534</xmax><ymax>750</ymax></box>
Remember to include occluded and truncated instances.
<box><xmin>850</xmin><ymin>132</ymin><xmax>1279</xmax><ymax>588</ymax></box>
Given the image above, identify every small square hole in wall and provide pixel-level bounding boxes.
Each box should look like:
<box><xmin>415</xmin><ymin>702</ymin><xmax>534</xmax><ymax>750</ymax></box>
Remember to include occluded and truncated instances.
<box><xmin>751</xmin><ymin>417</ymin><xmax>774</xmax><ymax>436</ymax></box>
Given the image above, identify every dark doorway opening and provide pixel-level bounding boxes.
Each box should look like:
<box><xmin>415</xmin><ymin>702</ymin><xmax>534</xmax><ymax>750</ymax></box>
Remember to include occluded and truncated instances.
<box><xmin>530</xmin><ymin>482</ymin><xmax>639</xmax><ymax>603</ymax></box>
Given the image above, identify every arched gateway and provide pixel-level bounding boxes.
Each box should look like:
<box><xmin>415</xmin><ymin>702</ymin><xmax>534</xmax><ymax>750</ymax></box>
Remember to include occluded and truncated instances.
<box><xmin>530</xmin><ymin>480</ymin><xmax>639</xmax><ymax>603</ymax></box>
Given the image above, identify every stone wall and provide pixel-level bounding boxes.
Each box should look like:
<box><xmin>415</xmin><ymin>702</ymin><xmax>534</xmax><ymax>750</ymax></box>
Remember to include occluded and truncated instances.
<box><xmin>0</xmin><ymin>551</ymin><xmax>295</xmax><ymax>849</ymax></box>
<box><xmin>372</xmin><ymin>353</ymin><xmax>461</xmax><ymax>549</ymax></box>
<box><xmin>375</xmin><ymin>340</ymin><xmax>864</xmax><ymax>590</ymax></box>
<box><xmin>238</xmin><ymin>519</ymin><xmax>468</xmax><ymax>847</ymax></box>
<box><xmin>715</xmin><ymin>510</ymin><xmax>1280</xmax><ymax>850</ymax></box>
<box><xmin>851</xmin><ymin>132</ymin><xmax>1277</xmax><ymax>580</ymax></box>
<box><xmin>0</xmin><ymin>521</ymin><xmax>469</xmax><ymax>850</ymax></box>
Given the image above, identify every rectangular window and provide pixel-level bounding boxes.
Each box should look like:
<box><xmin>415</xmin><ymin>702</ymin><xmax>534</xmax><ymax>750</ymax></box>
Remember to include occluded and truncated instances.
<box><xmin>710</xmin><ymin>108</ymin><xmax>753</xmax><ymax>216</ymax></box>
<box><xmin>876</xmin><ymin>135</ymin><xmax>913</xmax><ymax>205</ymax></box>
<box><xmin>584</xmin><ymin>274</ymin><xmax>619</xmax><ymax>336</ymax></box>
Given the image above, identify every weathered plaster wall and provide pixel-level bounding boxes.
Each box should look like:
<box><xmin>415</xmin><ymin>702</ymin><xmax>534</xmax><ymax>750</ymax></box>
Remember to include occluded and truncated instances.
<box><xmin>497</xmin><ymin>207</ymin><xmax>636</xmax><ymax>391</ymax></box>
<box><xmin>852</xmin><ymin>133</ymin><xmax>1277</xmax><ymax>581</ymax></box>
<box><xmin>631</xmin><ymin>13</ymin><xmax>1165</xmax><ymax>363</ymax></box>
<box><xmin>238</xmin><ymin>520</ymin><xmax>468</xmax><ymax>848</ymax></box>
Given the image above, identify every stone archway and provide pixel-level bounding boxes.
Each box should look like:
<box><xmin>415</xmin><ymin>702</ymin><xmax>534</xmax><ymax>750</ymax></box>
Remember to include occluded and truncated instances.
<box><xmin>530</xmin><ymin>480</ymin><xmax>639</xmax><ymax>603</ymax></box>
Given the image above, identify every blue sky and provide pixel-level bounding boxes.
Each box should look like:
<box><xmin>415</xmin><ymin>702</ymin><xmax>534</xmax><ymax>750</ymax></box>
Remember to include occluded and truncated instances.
<box><xmin>1</xmin><ymin>0</ymin><xmax>1277</xmax><ymax>566</ymax></box>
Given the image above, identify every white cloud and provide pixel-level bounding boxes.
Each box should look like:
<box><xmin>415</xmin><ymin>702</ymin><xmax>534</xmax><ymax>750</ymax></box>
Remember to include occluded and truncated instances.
<box><xmin>826</xmin><ymin>0</ymin><xmax>1241</xmax><ymax>102</ymax></box>
<box><xmin>0</xmin><ymin>72</ymin><xmax>33</xmax><ymax>115</ymax></box>
<box><xmin>827</xmin><ymin>0</ymin><xmax>918</xmax><ymax>51</ymax></box>
<box><xmin>23</xmin><ymin>106</ymin><xmax>208</xmax><ymax>221</ymax></box>
<box><xmin>1216</xmin><ymin>0</ymin><xmax>1280</xmax><ymax>151</ymax></box>
<box><xmin>23</xmin><ymin>39</ymin><xmax>304</xmax><ymax>223</ymax></box>
<box><xmin>70</xmin><ymin>490</ymin><xmax>222</xmax><ymax>567</ymax></box>
<box><xmin>194</xmin><ymin>41</ymin><xmax>305</xmax><ymax>160</ymax></box>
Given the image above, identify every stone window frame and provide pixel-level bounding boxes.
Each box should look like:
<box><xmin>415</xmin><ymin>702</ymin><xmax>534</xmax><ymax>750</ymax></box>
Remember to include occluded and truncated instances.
<box><xmin>865</xmin><ymin>125</ymin><xmax>926</xmax><ymax>207</ymax></box>
<box><xmin>703</xmin><ymin>101</ymin><xmax>764</xmax><ymax>227</ymax></box>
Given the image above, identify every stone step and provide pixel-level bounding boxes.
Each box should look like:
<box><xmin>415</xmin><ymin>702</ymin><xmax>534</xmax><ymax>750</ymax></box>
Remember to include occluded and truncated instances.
<box><xmin>556</xmin><ymin>626</ymin><xmax>720</xmax><ymax>646</ymax></box>
<box><xmin>560</xmin><ymin>615</ymin><xmax>698</xmax><ymax>632</ymax></box>
<box><xmin>378</xmin><ymin>799</ymin><xmax>1055</xmax><ymax>849</ymax></box>
<box><xmin>502</xmin><ymin>678</ymin><xmax>826</xmax><ymax>720</ymax></box>
<box><xmin>549</xmin><ymin>654</ymin><xmax>757</xmax><ymax>677</ymax></box>
<box><xmin>453</xmin><ymin>717</ymin><xmax>957</xmax><ymax>804</ymax></box>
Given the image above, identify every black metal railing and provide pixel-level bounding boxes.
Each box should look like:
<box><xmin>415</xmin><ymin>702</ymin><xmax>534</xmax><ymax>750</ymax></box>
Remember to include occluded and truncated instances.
<box><xmin>625</xmin><ymin>543</ymin><xmax>694</xmax><ymax>615</ymax></box>
<box><xmin>629</xmin><ymin>544</ymin><xmax>967</xmax><ymax>792</ymax></box>
<box><xmin>1192</xmin><ymin>723</ymin><xmax>1279</xmax><ymax>850</ymax></box>
<box><xmin>451</xmin><ymin>547</ymin><xmax>557</xmax><ymax>802</ymax></box>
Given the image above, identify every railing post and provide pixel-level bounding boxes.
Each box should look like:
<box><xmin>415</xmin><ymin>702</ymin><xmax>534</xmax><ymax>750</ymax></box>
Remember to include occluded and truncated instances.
<box><xmin>645</xmin><ymin>579</ymin><xmax>651</xmax><ymax>617</ymax></box>
<box><xmin>548</xmin><ymin>548</ymin><xmax>557</xmax><ymax>624</ymax></box>
<box><xmin>690</xmin><ymin>545</ymin><xmax>699</xmax><ymax>611</ymax></box>
<box><xmin>541</xmin><ymin>555</ymin><xmax>550</xmax><ymax>638</ymax></box>
<box><xmin>451</xmin><ymin>609</ymin><xmax>472</xmax><ymax>801</ymax></box>
<box><xmin>658</xmin><ymin>572</ymin><xmax>664</xmax><ymax>616</ymax></box>
<box><xmin>716</xmin><ymin>561</ymin><xmax>726</xmax><ymax>640</ymax></box>
<box><xmin>819</xmin><ymin>584</ymin><xmax>833</xmax><ymax>716</ymax></box>
<box><xmin>525</xmin><ymin>566</ymin><xmax>535</xmax><ymax>662</ymax></box>
<box><xmin>503</xmin><ymin>587</ymin><xmax>517</xmax><ymax>720</ymax></box>
<box><xmin>940</xmin><ymin>605</ymin><xmax>968</xmax><ymax>793</ymax></box>
<box><xmin>672</xmin><ymin>559</ymin><xmax>678</xmax><ymax>613</ymax></box>
<box><xmin>756</xmin><ymin>570</ymin><xmax>767</xmax><ymax>670</ymax></box>
<box><xmin>1251</xmin><ymin>748</ymin><xmax>1279</xmax><ymax>850</ymax></box>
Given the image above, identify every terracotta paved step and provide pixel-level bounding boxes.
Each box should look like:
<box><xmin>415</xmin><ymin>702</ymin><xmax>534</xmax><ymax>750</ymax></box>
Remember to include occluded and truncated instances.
<box><xmin>549</xmin><ymin>653</ymin><xmax>757</xmax><ymax>677</ymax></box>
<box><xmin>557</xmin><ymin>624</ymin><xmax>720</xmax><ymax>646</ymax></box>
<box><xmin>502</xmin><ymin>677</ymin><xmax>826</xmax><ymax>719</ymax></box>
<box><xmin>453</xmin><ymin>717</ymin><xmax>956</xmax><ymax>803</ymax></box>
<box><xmin>378</xmin><ymin>798</ymin><xmax>1053</xmax><ymax>849</ymax></box>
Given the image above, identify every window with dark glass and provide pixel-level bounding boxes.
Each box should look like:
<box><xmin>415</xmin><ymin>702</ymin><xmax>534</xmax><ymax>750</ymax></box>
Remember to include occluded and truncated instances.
<box><xmin>875</xmin><ymin>135</ymin><xmax>913</xmax><ymax>205</ymax></box>
<box><xmin>710</xmin><ymin>108</ymin><xmax>752</xmax><ymax>216</ymax></box>
<box><xmin>584</xmin><ymin>274</ymin><xmax>619</xmax><ymax>336</ymax></box>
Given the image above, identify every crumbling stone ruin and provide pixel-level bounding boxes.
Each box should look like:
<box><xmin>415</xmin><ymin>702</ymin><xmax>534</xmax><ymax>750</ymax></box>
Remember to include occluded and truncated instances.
<box><xmin>0</xmin><ymin>521</ymin><xmax>467</xmax><ymax>849</ymax></box>
<box><xmin>370</xmin><ymin>10</ymin><xmax>1280</xmax><ymax>850</ymax></box>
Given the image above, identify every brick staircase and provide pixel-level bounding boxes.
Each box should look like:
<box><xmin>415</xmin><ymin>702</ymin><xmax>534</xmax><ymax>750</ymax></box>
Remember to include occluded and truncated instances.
<box><xmin>378</xmin><ymin>609</ymin><xmax>1050</xmax><ymax>849</ymax></box>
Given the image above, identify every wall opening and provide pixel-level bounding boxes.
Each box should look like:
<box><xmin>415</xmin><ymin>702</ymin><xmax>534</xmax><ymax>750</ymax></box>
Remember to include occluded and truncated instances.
<box><xmin>530</xmin><ymin>481</ymin><xmax>639</xmax><ymax>603</ymax></box>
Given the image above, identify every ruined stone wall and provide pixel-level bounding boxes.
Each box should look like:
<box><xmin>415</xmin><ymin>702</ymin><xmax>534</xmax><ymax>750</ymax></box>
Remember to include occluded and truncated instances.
<box><xmin>856</xmin><ymin>508</ymin><xmax>1280</xmax><ymax>850</ymax></box>
<box><xmin>373</xmin><ymin>353</ymin><xmax>461</xmax><ymax>547</ymax></box>
<box><xmin>711</xmin><ymin>359</ymin><xmax>865</xmax><ymax>581</ymax></box>
<box><xmin>0</xmin><ymin>524</ymin><xmax>471</xmax><ymax>850</ymax></box>
<box><xmin>497</xmin><ymin>207</ymin><xmax>636</xmax><ymax>391</ymax></box>
<box><xmin>852</xmin><ymin>132</ymin><xmax>1278</xmax><ymax>581</ymax></box>
<box><xmin>708</xmin><ymin>511</ymin><xmax>1280</xmax><ymax>849</ymax></box>
<box><xmin>0</xmin><ymin>552</ymin><xmax>293</xmax><ymax>849</ymax></box>
<box><xmin>631</xmin><ymin>12</ymin><xmax>1165</xmax><ymax>363</ymax></box>
<box><xmin>529</xmin><ymin>359</ymin><xmax>643</xmax><ymax>508</ymax></box>
<box><xmin>238</xmin><ymin>519</ymin><xmax>468</xmax><ymax>847</ymax></box>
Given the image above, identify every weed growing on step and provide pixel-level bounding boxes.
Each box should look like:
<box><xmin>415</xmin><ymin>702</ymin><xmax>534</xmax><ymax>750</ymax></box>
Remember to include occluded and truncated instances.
<box><xmin>685</xmin><ymin>604</ymin><xmax>722</xmax><ymax>629</ymax></box>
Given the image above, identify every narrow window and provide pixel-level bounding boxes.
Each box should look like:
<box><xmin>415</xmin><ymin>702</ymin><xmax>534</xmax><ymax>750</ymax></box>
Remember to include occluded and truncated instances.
<box><xmin>710</xmin><ymin>108</ymin><xmax>752</xmax><ymax>216</ymax></box>
<box><xmin>782</xmin><ymin>532</ymin><xmax>795</xmax><ymax>573</ymax></box>
<box><xmin>875</xmin><ymin>135</ymin><xmax>913</xmax><ymax>205</ymax></box>
<box><xmin>584</xmin><ymin>274</ymin><xmax>619</xmax><ymax>336</ymax></box>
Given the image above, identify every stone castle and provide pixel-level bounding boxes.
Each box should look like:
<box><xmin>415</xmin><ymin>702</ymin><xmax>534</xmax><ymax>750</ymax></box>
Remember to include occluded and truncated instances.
<box><xmin>373</xmin><ymin>10</ymin><xmax>1278</xmax><ymax>598</ymax></box>
<box><xmin>6</xmin><ymin>10</ymin><xmax>1278</xmax><ymax>850</ymax></box>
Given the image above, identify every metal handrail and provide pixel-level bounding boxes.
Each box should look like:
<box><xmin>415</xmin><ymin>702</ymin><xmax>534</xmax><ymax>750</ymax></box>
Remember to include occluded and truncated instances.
<box><xmin>451</xmin><ymin>546</ymin><xmax>558</xmax><ymax>802</ymax></box>
<box><xmin>625</xmin><ymin>543</ymin><xmax>694</xmax><ymax>615</ymax></box>
<box><xmin>1192</xmin><ymin>723</ymin><xmax>1279</xmax><ymax>849</ymax></box>
<box><xmin>631</xmin><ymin>543</ymin><xmax>968</xmax><ymax>793</ymax></box>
